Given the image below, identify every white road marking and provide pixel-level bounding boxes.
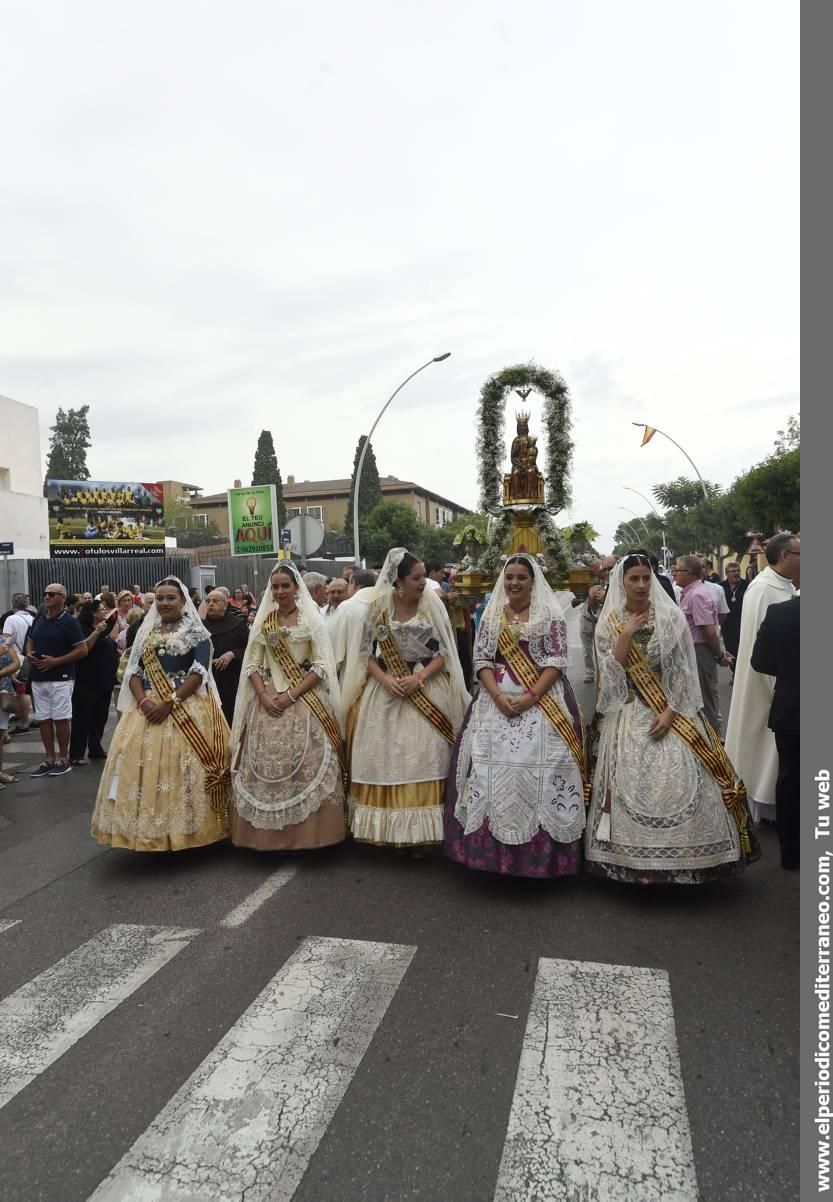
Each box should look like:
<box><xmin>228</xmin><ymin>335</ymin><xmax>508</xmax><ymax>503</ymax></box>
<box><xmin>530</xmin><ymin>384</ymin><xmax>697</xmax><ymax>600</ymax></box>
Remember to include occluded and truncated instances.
<box><xmin>494</xmin><ymin>958</ymin><xmax>698</xmax><ymax>1202</ymax></box>
<box><xmin>89</xmin><ymin>935</ymin><xmax>416</xmax><ymax>1201</ymax></box>
<box><xmin>0</xmin><ymin>924</ymin><xmax>199</xmax><ymax>1111</ymax></box>
<box><xmin>0</xmin><ymin>918</ymin><xmax>21</xmax><ymax>934</ymax></box>
<box><xmin>219</xmin><ymin>865</ymin><xmax>298</xmax><ymax>928</ymax></box>
<box><xmin>3</xmin><ymin>743</ymin><xmax>60</xmax><ymax>756</ymax></box>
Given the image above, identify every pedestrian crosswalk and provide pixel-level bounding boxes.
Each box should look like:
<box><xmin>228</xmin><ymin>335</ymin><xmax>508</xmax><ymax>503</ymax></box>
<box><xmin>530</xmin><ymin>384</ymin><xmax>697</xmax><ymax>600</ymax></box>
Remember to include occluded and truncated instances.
<box><xmin>0</xmin><ymin>924</ymin><xmax>199</xmax><ymax>1111</ymax></box>
<box><xmin>90</xmin><ymin>937</ymin><xmax>416</xmax><ymax>1202</ymax></box>
<box><xmin>494</xmin><ymin>958</ymin><xmax>698</xmax><ymax>1202</ymax></box>
<box><xmin>0</xmin><ymin>918</ymin><xmax>700</xmax><ymax>1201</ymax></box>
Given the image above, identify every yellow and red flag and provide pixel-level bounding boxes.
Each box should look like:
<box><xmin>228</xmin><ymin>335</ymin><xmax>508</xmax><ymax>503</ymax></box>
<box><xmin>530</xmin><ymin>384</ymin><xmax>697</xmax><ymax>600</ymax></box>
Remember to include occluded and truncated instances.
<box><xmin>640</xmin><ymin>425</ymin><xmax>657</xmax><ymax>447</ymax></box>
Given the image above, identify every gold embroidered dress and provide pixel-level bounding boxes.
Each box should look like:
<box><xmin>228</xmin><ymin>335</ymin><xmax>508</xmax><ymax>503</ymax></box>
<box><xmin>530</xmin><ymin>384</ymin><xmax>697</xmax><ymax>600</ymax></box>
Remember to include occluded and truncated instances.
<box><xmin>91</xmin><ymin>612</ymin><xmax>230</xmax><ymax>853</ymax></box>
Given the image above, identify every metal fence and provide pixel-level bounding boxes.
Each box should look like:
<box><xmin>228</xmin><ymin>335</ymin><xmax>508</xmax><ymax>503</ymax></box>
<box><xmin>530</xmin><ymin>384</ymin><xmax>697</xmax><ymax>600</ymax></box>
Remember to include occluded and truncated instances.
<box><xmin>193</xmin><ymin>555</ymin><xmax>354</xmax><ymax>597</ymax></box>
<box><xmin>18</xmin><ymin>553</ymin><xmax>360</xmax><ymax>607</ymax></box>
<box><xmin>26</xmin><ymin>557</ymin><xmax>193</xmax><ymax>601</ymax></box>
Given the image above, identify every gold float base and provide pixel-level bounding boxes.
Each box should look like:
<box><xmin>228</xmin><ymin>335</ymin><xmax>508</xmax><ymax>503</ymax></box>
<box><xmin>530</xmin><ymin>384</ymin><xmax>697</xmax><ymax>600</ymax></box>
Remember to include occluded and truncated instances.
<box><xmin>507</xmin><ymin>510</ymin><xmax>543</xmax><ymax>556</ymax></box>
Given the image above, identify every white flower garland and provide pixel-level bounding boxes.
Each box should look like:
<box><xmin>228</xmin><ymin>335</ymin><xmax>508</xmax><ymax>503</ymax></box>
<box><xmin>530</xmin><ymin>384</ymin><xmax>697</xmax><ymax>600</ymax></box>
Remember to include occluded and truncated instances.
<box><xmin>475</xmin><ymin>361</ymin><xmax>573</xmax><ymax>577</ymax></box>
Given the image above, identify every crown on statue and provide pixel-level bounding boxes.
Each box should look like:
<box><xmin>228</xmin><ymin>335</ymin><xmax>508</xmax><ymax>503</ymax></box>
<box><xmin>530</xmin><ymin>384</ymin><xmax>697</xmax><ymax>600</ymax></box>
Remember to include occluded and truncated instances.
<box><xmin>515</xmin><ymin>409</ymin><xmax>530</xmax><ymax>424</ymax></box>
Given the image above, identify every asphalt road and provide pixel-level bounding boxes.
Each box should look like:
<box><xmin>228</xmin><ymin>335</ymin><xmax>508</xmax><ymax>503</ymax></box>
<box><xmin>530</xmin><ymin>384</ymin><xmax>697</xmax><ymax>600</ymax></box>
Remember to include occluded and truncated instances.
<box><xmin>0</xmin><ymin>604</ymin><xmax>798</xmax><ymax>1202</ymax></box>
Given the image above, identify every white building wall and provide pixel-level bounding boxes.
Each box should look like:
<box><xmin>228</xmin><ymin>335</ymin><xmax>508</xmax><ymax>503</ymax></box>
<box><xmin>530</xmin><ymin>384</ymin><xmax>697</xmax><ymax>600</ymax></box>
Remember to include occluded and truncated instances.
<box><xmin>0</xmin><ymin>394</ymin><xmax>50</xmax><ymax>560</ymax></box>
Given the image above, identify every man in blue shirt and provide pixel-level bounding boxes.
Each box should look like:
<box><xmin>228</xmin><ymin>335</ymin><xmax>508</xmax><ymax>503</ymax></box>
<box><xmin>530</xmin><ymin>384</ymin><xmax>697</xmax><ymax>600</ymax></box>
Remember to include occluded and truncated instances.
<box><xmin>26</xmin><ymin>583</ymin><xmax>87</xmax><ymax>777</ymax></box>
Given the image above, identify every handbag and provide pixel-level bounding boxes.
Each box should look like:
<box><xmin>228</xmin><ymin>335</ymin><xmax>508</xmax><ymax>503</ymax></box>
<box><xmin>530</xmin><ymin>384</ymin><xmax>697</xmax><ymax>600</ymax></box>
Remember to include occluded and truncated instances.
<box><xmin>0</xmin><ymin>692</ymin><xmax>17</xmax><ymax>713</ymax></box>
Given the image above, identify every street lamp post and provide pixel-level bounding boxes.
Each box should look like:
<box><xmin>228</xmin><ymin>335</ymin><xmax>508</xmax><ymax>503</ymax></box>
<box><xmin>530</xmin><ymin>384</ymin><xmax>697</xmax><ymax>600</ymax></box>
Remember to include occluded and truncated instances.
<box><xmin>353</xmin><ymin>354</ymin><xmax>451</xmax><ymax>566</ymax></box>
<box><xmin>631</xmin><ymin>423</ymin><xmax>709</xmax><ymax>502</ymax></box>
<box><xmin>618</xmin><ymin>507</ymin><xmax>653</xmax><ymax>542</ymax></box>
<box><xmin>623</xmin><ymin>485</ymin><xmax>668</xmax><ymax>568</ymax></box>
<box><xmin>617</xmin><ymin>521</ymin><xmax>641</xmax><ymax>548</ymax></box>
<box><xmin>622</xmin><ymin>485</ymin><xmax>664</xmax><ymax>521</ymax></box>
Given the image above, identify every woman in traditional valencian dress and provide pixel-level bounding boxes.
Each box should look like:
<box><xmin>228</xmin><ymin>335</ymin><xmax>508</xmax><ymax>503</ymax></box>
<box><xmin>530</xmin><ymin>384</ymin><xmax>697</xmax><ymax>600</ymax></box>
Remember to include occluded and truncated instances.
<box><xmin>229</xmin><ymin>563</ymin><xmax>345</xmax><ymax>851</ymax></box>
<box><xmin>444</xmin><ymin>556</ymin><xmax>587</xmax><ymax>877</ymax></box>
<box><xmin>91</xmin><ymin>578</ymin><xmax>230</xmax><ymax>851</ymax></box>
<box><xmin>341</xmin><ymin>549</ymin><xmax>470</xmax><ymax>850</ymax></box>
<box><xmin>585</xmin><ymin>554</ymin><xmax>760</xmax><ymax>884</ymax></box>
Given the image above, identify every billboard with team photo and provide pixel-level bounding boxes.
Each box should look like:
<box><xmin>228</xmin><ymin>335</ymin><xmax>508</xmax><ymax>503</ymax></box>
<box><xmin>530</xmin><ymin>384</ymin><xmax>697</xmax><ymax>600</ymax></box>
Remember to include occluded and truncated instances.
<box><xmin>46</xmin><ymin>479</ymin><xmax>165</xmax><ymax>557</ymax></box>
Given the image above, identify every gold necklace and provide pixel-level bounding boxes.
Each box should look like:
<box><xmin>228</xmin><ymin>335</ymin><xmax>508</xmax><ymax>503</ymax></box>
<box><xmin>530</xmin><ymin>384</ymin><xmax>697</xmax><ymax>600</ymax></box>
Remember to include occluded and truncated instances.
<box><xmin>505</xmin><ymin>604</ymin><xmax>529</xmax><ymax>626</ymax></box>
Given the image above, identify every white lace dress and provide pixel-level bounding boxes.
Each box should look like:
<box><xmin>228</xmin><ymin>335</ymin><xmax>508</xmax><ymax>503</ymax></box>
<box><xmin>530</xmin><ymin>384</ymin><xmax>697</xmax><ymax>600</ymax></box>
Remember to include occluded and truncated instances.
<box><xmin>444</xmin><ymin>617</ymin><xmax>585</xmax><ymax>877</ymax></box>
<box><xmin>585</xmin><ymin>617</ymin><xmax>747</xmax><ymax>884</ymax></box>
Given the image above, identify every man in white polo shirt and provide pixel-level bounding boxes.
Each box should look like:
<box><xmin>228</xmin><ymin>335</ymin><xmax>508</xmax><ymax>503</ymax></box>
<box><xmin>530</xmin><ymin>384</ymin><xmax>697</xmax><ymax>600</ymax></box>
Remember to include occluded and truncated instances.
<box><xmin>26</xmin><ymin>583</ymin><xmax>87</xmax><ymax>777</ymax></box>
<box><xmin>2</xmin><ymin>593</ymin><xmax>34</xmax><ymax>733</ymax></box>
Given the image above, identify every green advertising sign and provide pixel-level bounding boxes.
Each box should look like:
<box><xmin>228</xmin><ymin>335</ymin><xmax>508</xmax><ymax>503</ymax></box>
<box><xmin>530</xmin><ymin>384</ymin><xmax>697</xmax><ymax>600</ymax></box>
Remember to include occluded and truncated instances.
<box><xmin>228</xmin><ymin>484</ymin><xmax>277</xmax><ymax>556</ymax></box>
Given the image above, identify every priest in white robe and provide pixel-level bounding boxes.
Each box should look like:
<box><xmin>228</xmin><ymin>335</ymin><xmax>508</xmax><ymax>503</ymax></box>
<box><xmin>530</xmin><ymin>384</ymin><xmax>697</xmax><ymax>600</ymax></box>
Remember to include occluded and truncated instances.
<box><xmin>330</xmin><ymin>569</ymin><xmax>377</xmax><ymax>676</ymax></box>
<box><xmin>725</xmin><ymin>533</ymin><xmax>800</xmax><ymax>822</ymax></box>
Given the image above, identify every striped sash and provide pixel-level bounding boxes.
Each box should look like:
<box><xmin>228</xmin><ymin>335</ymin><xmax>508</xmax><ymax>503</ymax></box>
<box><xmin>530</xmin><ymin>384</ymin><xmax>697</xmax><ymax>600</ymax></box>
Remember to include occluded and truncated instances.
<box><xmin>622</xmin><ymin>635</ymin><xmax>751</xmax><ymax>853</ymax></box>
<box><xmin>141</xmin><ymin>646</ymin><xmax>230</xmax><ymax>830</ymax></box>
<box><xmin>374</xmin><ymin>614</ymin><xmax>456</xmax><ymax>745</ymax></box>
<box><xmin>262</xmin><ymin>612</ymin><xmax>346</xmax><ymax>782</ymax></box>
<box><xmin>497</xmin><ymin>621</ymin><xmax>589</xmax><ymax>800</ymax></box>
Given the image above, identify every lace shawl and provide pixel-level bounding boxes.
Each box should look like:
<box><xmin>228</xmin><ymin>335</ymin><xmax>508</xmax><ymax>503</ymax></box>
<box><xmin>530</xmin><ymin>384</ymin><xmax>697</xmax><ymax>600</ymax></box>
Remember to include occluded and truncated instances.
<box><xmin>476</xmin><ymin>556</ymin><xmax>568</xmax><ymax>671</ymax></box>
<box><xmin>595</xmin><ymin>565</ymin><xmax>703</xmax><ymax>719</ymax></box>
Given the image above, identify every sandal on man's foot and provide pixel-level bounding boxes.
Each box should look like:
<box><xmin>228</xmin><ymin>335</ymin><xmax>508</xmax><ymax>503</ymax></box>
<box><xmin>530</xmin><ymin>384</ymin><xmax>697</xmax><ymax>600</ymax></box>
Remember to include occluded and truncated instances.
<box><xmin>0</xmin><ymin>772</ymin><xmax>17</xmax><ymax>784</ymax></box>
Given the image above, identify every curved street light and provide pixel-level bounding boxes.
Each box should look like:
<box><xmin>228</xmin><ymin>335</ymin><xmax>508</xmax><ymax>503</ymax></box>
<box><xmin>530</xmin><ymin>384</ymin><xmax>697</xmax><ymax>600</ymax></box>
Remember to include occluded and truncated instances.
<box><xmin>623</xmin><ymin>486</ymin><xmax>670</xmax><ymax>568</ymax></box>
<box><xmin>353</xmin><ymin>354</ymin><xmax>452</xmax><ymax>566</ymax></box>
<box><xmin>631</xmin><ymin>423</ymin><xmax>709</xmax><ymax>502</ymax></box>
<box><xmin>616</xmin><ymin>520</ymin><xmax>641</xmax><ymax>547</ymax></box>
<box><xmin>618</xmin><ymin>506</ymin><xmax>652</xmax><ymax>541</ymax></box>
<box><xmin>622</xmin><ymin>485</ymin><xmax>664</xmax><ymax>521</ymax></box>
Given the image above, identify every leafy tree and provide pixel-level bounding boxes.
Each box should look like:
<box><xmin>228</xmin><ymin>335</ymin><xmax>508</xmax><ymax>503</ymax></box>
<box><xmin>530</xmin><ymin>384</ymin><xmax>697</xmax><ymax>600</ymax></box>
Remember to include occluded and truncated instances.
<box><xmin>420</xmin><ymin>524</ymin><xmax>458</xmax><ymax>565</ymax></box>
<box><xmin>641</xmin><ymin>418</ymin><xmax>800</xmax><ymax>563</ymax></box>
<box><xmin>345</xmin><ymin>435</ymin><xmax>383</xmax><ymax>540</ymax></box>
<box><xmin>560</xmin><ymin>519</ymin><xmax>600</xmax><ymax>559</ymax></box>
<box><xmin>446</xmin><ymin>511</ymin><xmax>489</xmax><ymax>544</ymax></box>
<box><xmin>174</xmin><ymin>520</ymin><xmax>225</xmax><ymax>548</ymax></box>
<box><xmin>652</xmin><ymin>476</ymin><xmax>721</xmax><ymax>510</ymax></box>
<box><xmin>727</xmin><ymin>449</ymin><xmax>800</xmax><ymax>538</ymax></box>
<box><xmin>251</xmin><ymin>430</ymin><xmax>286</xmax><ymax>531</ymax></box>
<box><xmin>361</xmin><ymin>501</ymin><xmax>422</xmax><ymax>565</ymax></box>
<box><xmin>163</xmin><ymin>496</ymin><xmax>225</xmax><ymax>547</ymax></box>
<box><xmin>773</xmin><ymin>413</ymin><xmax>800</xmax><ymax>455</ymax></box>
<box><xmin>648</xmin><ymin>476</ymin><xmax>731</xmax><ymax>559</ymax></box>
<box><xmin>43</xmin><ymin>405</ymin><xmax>92</xmax><ymax>488</ymax></box>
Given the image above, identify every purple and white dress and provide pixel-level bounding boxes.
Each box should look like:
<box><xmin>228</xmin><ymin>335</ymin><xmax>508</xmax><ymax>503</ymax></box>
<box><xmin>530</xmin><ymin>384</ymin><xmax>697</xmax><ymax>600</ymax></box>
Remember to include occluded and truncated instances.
<box><xmin>444</xmin><ymin>617</ymin><xmax>585</xmax><ymax>877</ymax></box>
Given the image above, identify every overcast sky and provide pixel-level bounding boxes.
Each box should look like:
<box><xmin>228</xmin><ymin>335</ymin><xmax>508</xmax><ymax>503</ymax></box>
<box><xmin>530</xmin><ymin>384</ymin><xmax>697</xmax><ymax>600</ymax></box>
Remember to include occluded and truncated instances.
<box><xmin>1</xmin><ymin>1</ymin><xmax>798</xmax><ymax>549</ymax></box>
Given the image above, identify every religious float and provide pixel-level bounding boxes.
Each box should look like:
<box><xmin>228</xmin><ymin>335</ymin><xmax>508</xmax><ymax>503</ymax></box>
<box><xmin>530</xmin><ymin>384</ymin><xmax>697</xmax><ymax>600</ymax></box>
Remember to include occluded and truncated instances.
<box><xmin>457</xmin><ymin>362</ymin><xmax>593</xmax><ymax>605</ymax></box>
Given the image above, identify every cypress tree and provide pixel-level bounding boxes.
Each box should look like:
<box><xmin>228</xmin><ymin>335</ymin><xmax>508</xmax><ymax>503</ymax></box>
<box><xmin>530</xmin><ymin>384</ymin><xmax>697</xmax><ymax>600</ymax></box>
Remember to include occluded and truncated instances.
<box><xmin>251</xmin><ymin>429</ymin><xmax>286</xmax><ymax>531</ymax></box>
<box><xmin>345</xmin><ymin>435</ymin><xmax>382</xmax><ymax>536</ymax></box>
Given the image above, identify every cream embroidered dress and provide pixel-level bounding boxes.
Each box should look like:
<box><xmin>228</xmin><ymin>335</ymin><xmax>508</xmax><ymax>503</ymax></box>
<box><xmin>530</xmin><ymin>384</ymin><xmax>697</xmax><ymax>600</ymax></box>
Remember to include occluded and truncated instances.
<box><xmin>91</xmin><ymin>611</ymin><xmax>230</xmax><ymax>853</ymax></box>
<box><xmin>341</xmin><ymin>549</ymin><xmax>470</xmax><ymax>847</ymax></box>
<box><xmin>230</xmin><ymin>603</ymin><xmax>345</xmax><ymax>851</ymax></box>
